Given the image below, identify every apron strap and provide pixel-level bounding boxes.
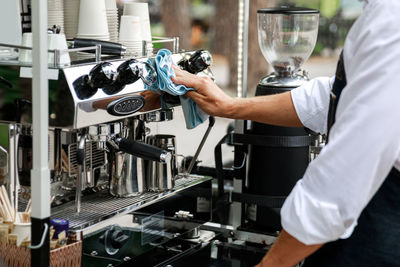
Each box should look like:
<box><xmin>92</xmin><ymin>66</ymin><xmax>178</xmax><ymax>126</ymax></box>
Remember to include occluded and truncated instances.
<box><xmin>326</xmin><ymin>51</ymin><xmax>347</xmax><ymax>141</ymax></box>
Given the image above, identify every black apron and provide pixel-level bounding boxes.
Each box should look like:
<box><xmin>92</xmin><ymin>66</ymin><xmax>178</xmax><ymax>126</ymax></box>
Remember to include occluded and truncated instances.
<box><xmin>303</xmin><ymin>52</ymin><xmax>400</xmax><ymax>266</ymax></box>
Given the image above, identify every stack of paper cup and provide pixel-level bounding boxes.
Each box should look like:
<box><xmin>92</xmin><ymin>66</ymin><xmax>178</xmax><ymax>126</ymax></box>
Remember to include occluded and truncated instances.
<box><xmin>48</xmin><ymin>0</ymin><xmax>65</xmax><ymax>33</ymax></box>
<box><xmin>77</xmin><ymin>0</ymin><xmax>109</xmax><ymax>41</ymax></box>
<box><xmin>105</xmin><ymin>0</ymin><xmax>119</xmax><ymax>43</ymax></box>
<box><xmin>123</xmin><ymin>2</ymin><xmax>153</xmax><ymax>55</ymax></box>
<box><xmin>119</xmin><ymin>15</ymin><xmax>142</xmax><ymax>56</ymax></box>
<box><xmin>64</xmin><ymin>0</ymin><xmax>80</xmax><ymax>39</ymax></box>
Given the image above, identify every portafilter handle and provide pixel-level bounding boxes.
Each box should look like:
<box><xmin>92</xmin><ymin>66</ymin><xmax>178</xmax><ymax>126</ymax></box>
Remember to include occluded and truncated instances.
<box><xmin>69</xmin><ymin>38</ymin><xmax>126</xmax><ymax>56</ymax></box>
<box><xmin>114</xmin><ymin>138</ymin><xmax>171</xmax><ymax>163</ymax></box>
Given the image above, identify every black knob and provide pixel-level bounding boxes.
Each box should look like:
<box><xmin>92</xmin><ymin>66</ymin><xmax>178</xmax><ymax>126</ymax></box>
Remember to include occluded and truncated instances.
<box><xmin>116</xmin><ymin>59</ymin><xmax>141</xmax><ymax>86</ymax></box>
<box><xmin>137</xmin><ymin>61</ymin><xmax>157</xmax><ymax>86</ymax></box>
<box><xmin>180</xmin><ymin>50</ymin><xmax>212</xmax><ymax>74</ymax></box>
<box><xmin>88</xmin><ymin>62</ymin><xmax>117</xmax><ymax>89</ymax></box>
<box><xmin>110</xmin><ymin>230</ymin><xmax>129</xmax><ymax>249</ymax></box>
<box><xmin>73</xmin><ymin>75</ymin><xmax>98</xmax><ymax>100</ymax></box>
<box><xmin>115</xmin><ymin>60</ymin><xmax>157</xmax><ymax>91</ymax></box>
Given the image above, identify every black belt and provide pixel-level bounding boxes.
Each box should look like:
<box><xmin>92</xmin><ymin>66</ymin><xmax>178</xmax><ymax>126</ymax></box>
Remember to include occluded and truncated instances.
<box><xmin>229</xmin><ymin>133</ymin><xmax>316</xmax><ymax>148</ymax></box>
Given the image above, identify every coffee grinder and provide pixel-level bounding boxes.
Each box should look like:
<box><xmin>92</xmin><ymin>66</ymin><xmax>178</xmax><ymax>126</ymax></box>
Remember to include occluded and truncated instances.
<box><xmin>246</xmin><ymin>7</ymin><xmax>320</xmax><ymax>230</ymax></box>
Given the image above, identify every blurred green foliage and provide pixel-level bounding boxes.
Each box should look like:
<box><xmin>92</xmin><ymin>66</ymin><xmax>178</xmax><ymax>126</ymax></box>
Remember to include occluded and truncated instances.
<box><xmin>280</xmin><ymin>0</ymin><xmax>359</xmax><ymax>55</ymax></box>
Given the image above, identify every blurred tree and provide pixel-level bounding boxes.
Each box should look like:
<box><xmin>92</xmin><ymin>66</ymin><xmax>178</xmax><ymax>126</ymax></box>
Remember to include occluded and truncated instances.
<box><xmin>211</xmin><ymin>0</ymin><xmax>239</xmax><ymax>89</ymax></box>
<box><xmin>247</xmin><ymin>0</ymin><xmax>275</xmax><ymax>94</ymax></box>
<box><xmin>161</xmin><ymin>0</ymin><xmax>192</xmax><ymax>50</ymax></box>
<box><xmin>320</xmin><ymin>0</ymin><xmax>340</xmax><ymax>19</ymax></box>
<box><xmin>211</xmin><ymin>0</ymin><xmax>274</xmax><ymax>94</ymax></box>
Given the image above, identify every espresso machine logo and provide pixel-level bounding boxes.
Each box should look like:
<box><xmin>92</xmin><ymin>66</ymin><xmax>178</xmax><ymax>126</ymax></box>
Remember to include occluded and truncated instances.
<box><xmin>106</xmin><ymin>95</ymin><xmax>145</xmax><ymax>116</ymax></box>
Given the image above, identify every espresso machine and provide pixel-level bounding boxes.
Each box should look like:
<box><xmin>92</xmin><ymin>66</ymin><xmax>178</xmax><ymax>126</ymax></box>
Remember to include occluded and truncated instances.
<box><xmin>246</xmin><ymin>7</ymin><xmax>320</xmax><ymax>230</ymax></box>
<box><xmin>0</xmin><ymin>32</ymin><xmax>226</xmax><ymax>262</ymax></box>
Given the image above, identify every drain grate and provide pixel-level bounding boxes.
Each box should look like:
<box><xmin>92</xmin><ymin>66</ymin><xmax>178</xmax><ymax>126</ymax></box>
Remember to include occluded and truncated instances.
<box><xmin>51</xmin><ymin>175</ymin><xmax>211</xmax><ymax>232</ymax></box>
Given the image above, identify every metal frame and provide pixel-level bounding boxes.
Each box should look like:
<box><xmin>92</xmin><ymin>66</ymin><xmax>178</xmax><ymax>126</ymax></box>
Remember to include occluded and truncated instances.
<box><xmin>0</xmin><ymin>42</ymin><xmax>102</xmax><ymax>67</ymax></box>
<box><xmin>237</xmin><ymin>0</ymin><xmax>249</xmax><ymax>98</ymax></box>
<box><xmin>31</xmin><ymin>0</ymin><xmax>50</xmax><ymax>265</ymax></box>
<box><xmin>0</xmin><ymin>35</ymin><xmax>179</xmax><ymax>68</ymax></box>
<box><xmin>51</xmin><ymin>175</ymin><xmax>211</xmax><ymax>233</ymax></box>
<box><xmin>142</xmin><ymin>36</ymin><xmax>180</xmax><ymax>57</ymax></box>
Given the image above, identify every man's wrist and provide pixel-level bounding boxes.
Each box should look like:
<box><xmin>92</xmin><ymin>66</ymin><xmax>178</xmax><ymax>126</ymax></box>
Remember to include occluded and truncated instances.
<box><xmin>224</xmin><ymin>97</ymin><xmax>242</xmax><ymax>119</ymax></box>
<box><xmin>257</xmin><ymin>252</ymin><xmax>284</xmax><ymax>267</ymax></box>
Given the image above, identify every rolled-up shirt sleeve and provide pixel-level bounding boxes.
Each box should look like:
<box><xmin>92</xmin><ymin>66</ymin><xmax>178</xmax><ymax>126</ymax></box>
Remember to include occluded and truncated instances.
<box><xmin>290</xmin><ymin>76</ymin><xmax>334</xmax><ymax>134</ymax></box>
<box><xmin>281</xmin><ymin>1</ymin><xmax>400</xmax><ymax>245</ymax></box>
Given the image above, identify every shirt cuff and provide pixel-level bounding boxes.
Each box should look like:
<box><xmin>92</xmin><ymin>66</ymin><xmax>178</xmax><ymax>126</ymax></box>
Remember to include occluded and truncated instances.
<box><xmin>281</xmin><ymin>180</ymin><xmax>347</xmax><ymax>245</ymax></box>
<box><xmin>290</xmin><ymin>76</ymin><xmax>333</xmax><ymax>134</ymax></box>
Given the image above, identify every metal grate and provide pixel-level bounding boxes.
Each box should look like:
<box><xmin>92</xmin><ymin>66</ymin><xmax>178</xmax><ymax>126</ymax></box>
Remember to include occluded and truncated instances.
<box><xmin>51</xmin><ymin>175</ymin><xmax>211</xmax><ymax>232</ymax></box>
<box><xmin>67</xmin><ymin>141</ymin><xmax>106</xmax><ymax>177</ymax></box>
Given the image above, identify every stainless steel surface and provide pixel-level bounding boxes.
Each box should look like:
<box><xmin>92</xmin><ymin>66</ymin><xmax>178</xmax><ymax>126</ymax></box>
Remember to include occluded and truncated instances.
<box><xmin>184</xmin><ymin>226</ymin><xmax>200</xmax><ymax>239</ymax></box>
<box><xmin>0</xmin><ymin>51</ymin><xmax>201</xmax><ymax>129</ymax></box>
<box><xmin>174</xmin><ymin>210</ymin><xmax>194</xmax><ymax>220</ymax></box>
<box><xmin>88</xmin><ymin>122</ymin><xmax>123</xmax><ymax>153</ymax></box>
<box><xmin>67</xmin><ymin>141</ymin><xmax>106</xmax><ymax>181</ymax></box>
<box><xmin>258</xmin><ymin>72</ymin><xmax>309</xmax><ymax>88</ymax></box>
<box><xmin>140</xmin><ymin>109</ymin><xmax>174</xmax><ymax>122</ymax></box>
<box><xmin>237</xmin><ymin>0</ymin><xmax>249</xmax><ymax>98</ymax></box>
<box><xmin>0</xmin><ymin>47</ymin><xmax>215</xmax><ymax>242</ymax></box>
<box><xmin>0</xmin><ymin>42</ymin><xmax>101</xmax><ymax>67</ymax></box>
<box><xmin>75</xmin><ymin>134</ymin><xmax>87</xmax><ymax>214</ymax></box>
<box><xmin>201</xmin><ymin>222</ymin><xmax>277</xmax><ymax>245</ymax></box>
<box><xmin>146</xmin><ymin>135</ymin><xmax>177</xmax><ymax>191</ymax></box>
<box><xmin>51</xmin><ymin>175</ymin><xmax>211</xmax><ymax>232</ymax></box>
<box><xmin>109</xmin><ymin>153</ymin><xmax>146</xmax><ymax>197</ymax></box>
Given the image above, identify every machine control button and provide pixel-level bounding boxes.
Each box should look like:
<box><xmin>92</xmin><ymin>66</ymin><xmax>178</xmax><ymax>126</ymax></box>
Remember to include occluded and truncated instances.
<box><xmin>106</xmin><ymin>95</ymin><xmax>145</xmax><ymax>116</ymax></box>
<box><xmin>89</xmin><ymin>62</ymin><xmax>117</xmax><ymax>89</ymax></box>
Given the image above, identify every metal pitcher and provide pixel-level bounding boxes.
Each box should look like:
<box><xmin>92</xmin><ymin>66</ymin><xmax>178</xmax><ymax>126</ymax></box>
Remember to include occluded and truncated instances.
<box><xmin>109</xmin><ymin>151</ymin><xmax>145</xmax><ymax>197</ymax></box>
<box><xmin>146</xmin><ymin>135</ymin><xmax>177</xmax><ymax>191</ymax></box>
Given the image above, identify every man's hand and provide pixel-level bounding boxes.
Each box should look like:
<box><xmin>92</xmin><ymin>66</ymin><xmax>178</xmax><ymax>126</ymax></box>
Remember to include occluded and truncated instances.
<box><xmin>171</xmin><ymin>65</ymin><xmax>303</xmax><ymax>127</ymax></box>
<box><xmin>171</xmin><ymin>65</ymin><xmax>237</xmax><ymax>118</ymax></box>
<box><xmin>140</xmin><ymin>90</ymin><xmax>161</xmax><ymax>111</ymax></box>
<box><xmin>255</xmin><ymin>229</ymin><xmax>323</xmax><ymax>267</ymax></box>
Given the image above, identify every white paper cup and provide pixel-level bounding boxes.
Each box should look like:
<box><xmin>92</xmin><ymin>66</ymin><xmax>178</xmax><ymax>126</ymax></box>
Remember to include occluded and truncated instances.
<box><xmin>64</xmin><ymin>0</ymin><xmax>80</xmax><ymax>39</ymax></box>
<box><xmin>123</xmin><ymin>2</ymin><xmax>152</xmax><ymax>41</ymax></box>
<box><xmin>13</xmin><ymin>222</ymin><xmax>31</xmax><ymax>247</ymax></box>
<box><xmin>105</xmin><ymin>0</ymin><xmax>117</xmax><ymax>10</ymax></box>
<box><xmin>123</xmin><ymin>2</ymin><xmax>148</xmax><ymax>16</ymax></box>
<box><xmin>78</xmin><ymin>0</ymin><xmax>109</xmax><ymax>36</ymax></box>
<box><xmin>119</xmin><ymin>15</ymin><xmax>142</xmax><ymax>42</ymax></box>
<box><xmin>18</xmin><ymin>33</ymin><xmax>33</xmax><ymax>63</ymax></box>
<box><xmin>48</xmin><ymin>34</ymin><xmax>71</xmax><ymax>66</ymax></box>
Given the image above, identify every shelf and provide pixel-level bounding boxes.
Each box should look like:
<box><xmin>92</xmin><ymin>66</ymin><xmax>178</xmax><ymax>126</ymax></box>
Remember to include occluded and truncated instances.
<box><xmin>50</xmin><ymin>175</ymin><xmax>211</xmax><ymax>232</ymax></box>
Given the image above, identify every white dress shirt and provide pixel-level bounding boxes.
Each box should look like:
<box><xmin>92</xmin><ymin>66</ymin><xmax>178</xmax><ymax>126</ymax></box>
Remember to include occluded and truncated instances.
<box><xmin>281</xmin><ymin>0</ymin><xmax>400</xmax><ymax>245</ymax></box>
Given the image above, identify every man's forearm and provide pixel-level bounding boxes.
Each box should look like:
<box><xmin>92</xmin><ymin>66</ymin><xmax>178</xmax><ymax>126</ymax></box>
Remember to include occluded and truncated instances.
<box><xmin>229</xmin><ymin>92</ymin><xmax>304</xmax><ymax>128</ymax></box>
<box><xmin>256</xmin><ymin>229</ymin><xmax>323</xmax><ymax>267</ymax></box>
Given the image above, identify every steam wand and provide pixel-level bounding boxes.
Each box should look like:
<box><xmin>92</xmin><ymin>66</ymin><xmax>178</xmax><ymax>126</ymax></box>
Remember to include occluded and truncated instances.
<box><xmin>185</xmin><ymin>116</ymin><xmax>215</xmax><ymax>177</ymax></box>
<box><xmin>75</xmin><ymin>133</ymin><xmax>87</xmax><ymax>214</ymax></box>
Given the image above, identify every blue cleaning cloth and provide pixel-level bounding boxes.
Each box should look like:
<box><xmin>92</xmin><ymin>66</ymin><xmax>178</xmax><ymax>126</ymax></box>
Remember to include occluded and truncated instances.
<box><xmin>145</xmin><ymin>49</ymin><xmax>209</xmax><ymax>129</ymax></box>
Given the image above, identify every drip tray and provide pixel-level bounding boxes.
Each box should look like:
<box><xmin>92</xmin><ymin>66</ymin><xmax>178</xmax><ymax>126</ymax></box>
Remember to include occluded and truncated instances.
<box><xmin>51</xmin><ymin>175</ymin><xmax>211</xmax><ymax>232</ymax></box>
